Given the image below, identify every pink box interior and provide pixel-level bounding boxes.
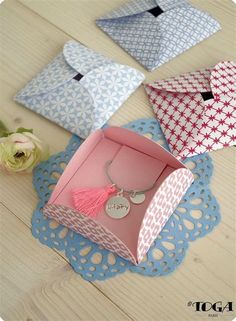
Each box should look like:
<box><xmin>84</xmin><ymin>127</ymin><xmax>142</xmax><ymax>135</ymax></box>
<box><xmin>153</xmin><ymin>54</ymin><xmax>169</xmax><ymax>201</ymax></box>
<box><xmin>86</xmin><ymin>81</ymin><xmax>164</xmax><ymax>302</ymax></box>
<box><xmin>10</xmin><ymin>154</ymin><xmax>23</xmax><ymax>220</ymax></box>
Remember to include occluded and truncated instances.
<box><xmin>44</xmin><ymin>127</ymin><xmax>193</xmax><ymax>263</ymax></box>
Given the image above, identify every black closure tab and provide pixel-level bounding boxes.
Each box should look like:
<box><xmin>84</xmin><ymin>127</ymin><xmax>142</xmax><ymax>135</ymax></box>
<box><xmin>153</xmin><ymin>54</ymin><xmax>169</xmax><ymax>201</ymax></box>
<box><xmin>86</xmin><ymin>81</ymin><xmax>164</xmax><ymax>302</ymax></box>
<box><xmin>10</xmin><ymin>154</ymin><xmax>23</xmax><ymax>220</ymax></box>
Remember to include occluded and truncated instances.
<box><xmin>201</xmin><ymin>91</ymin><xmax>214</xmax><ymax>101</ymax></box>
<box><xmin>148</xmin><ymin>5</ymin><xmax>163</xmax><ymax>17</ymax></box>
<box><xmin>73</xmin><ymin>73</ymin><xmax>84</xmax><ymax>82</ymax></box>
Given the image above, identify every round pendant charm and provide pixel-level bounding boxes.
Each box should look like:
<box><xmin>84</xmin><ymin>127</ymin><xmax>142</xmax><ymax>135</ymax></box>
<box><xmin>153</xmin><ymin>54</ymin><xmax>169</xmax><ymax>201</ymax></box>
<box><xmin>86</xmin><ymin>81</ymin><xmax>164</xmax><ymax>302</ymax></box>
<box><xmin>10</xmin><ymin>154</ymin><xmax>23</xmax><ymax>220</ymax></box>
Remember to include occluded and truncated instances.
<box><xmin>105</xmin><ymin>196</ymin><xmax>130</xmax><ymax>219</ymax></box>
<box><xmin>130</xmin><ymin>193</ymin><xmax>145</xmax><ymax>204</ymax></box>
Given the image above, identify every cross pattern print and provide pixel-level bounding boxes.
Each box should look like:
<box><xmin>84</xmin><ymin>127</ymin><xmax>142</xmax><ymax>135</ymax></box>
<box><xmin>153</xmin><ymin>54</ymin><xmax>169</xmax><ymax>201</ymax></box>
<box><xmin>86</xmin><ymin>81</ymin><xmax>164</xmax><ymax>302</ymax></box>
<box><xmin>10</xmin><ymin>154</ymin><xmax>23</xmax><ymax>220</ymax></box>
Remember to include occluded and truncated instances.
<box><xmin>145</xmin><ymin>61</ymin><xmax>236</xmax><ymax>158</ymax></box>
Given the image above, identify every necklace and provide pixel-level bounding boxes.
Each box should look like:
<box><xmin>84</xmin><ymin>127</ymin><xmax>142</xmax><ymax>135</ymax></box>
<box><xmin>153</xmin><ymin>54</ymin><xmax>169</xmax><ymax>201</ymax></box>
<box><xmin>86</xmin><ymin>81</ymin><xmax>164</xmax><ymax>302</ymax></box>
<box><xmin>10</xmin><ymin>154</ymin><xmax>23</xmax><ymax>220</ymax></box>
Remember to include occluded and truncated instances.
<box><xmin>72</xmin><ymin>160</ymin><xmax>157</xmax><ymax>219</ymax></box>
<box><xmin>104</xmin><ymin>161</ymin><xmax>156</xmax><ymax>219</ymax></box>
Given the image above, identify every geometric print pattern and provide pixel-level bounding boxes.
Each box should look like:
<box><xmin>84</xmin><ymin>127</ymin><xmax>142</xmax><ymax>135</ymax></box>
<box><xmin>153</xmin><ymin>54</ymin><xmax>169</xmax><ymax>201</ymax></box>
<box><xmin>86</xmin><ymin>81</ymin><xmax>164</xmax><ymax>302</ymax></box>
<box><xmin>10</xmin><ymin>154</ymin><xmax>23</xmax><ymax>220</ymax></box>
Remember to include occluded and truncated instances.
<box><xmin>14</xmin><ymin>40</ymin><xmax>144</xmax><ymax>139</ymax></box>
<box><xmin>43</xmin><ymin>204</ymin><xmax>136</xmax><ymax>263</ymax></box>
<box><xmin>137</xmin><ymin>168</ymin><xmax>193</xmax><ymax>263</ymax></box>
<box><xmin>97</xmin><ymin>0</ymin><xmax>187</xmax><ymax>19</ymax></box>
<box><xmin>145</xmin><ymin>61</ymin><xmax>236</xmax><ymax>158</ymax></box>
<box><xmin>96</xmin><ymin>0</ymin><xmax>221</xmax><ymax>71</ymax></box>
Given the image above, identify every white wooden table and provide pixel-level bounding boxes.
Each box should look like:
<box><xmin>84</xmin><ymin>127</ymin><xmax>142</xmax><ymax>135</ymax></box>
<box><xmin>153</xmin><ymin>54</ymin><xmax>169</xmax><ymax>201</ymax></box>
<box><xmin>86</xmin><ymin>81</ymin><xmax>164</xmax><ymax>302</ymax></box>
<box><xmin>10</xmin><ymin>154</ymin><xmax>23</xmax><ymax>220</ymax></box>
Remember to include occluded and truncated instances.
<box><xmin>0</xmin><ymin>1</ymin><xmax>235</xmax><ymax>320</ymax></box>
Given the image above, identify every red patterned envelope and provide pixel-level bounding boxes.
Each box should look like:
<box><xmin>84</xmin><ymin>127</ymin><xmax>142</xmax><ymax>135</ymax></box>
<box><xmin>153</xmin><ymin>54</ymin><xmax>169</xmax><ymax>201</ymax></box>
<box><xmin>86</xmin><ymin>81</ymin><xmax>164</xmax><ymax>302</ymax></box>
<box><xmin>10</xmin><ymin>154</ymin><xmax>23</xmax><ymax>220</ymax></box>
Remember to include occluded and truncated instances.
<box><xmin>145</xmin><ymin>61</ymin><xmax>236</xmax><ymax>159</ymax></box>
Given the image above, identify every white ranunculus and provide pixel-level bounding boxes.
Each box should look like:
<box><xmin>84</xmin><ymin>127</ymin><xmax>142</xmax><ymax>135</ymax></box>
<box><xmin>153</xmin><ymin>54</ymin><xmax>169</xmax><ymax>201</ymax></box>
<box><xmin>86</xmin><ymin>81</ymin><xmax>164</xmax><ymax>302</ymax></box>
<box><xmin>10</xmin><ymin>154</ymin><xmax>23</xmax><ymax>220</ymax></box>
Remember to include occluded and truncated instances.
<box><xmin>0</xmin><ymin>132</ymin><xmax>48</xmax><ymax>173</ymax></box>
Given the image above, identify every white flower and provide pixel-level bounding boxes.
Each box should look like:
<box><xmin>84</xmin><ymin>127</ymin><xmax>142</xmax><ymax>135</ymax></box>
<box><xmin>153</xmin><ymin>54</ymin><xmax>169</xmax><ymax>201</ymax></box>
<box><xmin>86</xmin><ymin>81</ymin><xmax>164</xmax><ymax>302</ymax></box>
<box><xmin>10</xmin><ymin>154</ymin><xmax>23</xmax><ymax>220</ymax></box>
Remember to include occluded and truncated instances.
<box><xmin>0</xmin><ymin>131</ymin><xmax>48</xmax><ymax>173</ymax></box>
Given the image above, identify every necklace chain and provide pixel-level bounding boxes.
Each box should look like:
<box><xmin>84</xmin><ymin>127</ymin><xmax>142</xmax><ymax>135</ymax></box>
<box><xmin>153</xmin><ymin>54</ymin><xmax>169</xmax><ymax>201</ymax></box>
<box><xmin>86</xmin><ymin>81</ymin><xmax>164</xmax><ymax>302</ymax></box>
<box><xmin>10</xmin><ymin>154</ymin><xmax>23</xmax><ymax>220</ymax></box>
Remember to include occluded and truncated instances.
<box><xmin>105</xmin><ymin>161</ymin><xmax>156</xmax><ymax>195</ymax></box>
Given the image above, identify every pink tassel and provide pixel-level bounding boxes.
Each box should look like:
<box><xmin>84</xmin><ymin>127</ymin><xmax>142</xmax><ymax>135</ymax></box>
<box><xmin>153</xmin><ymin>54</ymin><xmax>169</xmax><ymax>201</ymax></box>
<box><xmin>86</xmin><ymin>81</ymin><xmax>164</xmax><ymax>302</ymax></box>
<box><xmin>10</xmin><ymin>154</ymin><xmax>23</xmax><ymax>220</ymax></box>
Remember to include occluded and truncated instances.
<box><xmin>72</xmin><ymin>184</ymin><xmax>116</xmax><ymax>217</ymax></box>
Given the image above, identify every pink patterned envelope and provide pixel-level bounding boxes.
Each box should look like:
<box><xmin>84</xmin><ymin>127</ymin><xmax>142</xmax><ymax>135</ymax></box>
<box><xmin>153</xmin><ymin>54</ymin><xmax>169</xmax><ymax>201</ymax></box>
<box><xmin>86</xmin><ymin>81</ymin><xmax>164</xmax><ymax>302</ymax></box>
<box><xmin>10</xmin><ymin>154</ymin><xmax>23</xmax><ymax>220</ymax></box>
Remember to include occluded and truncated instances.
<box><xmin>145</xmin><ymin>61</ymin><xmax>236</xmax><ymax>159</ymax></box>
<box><xmin>43</xmin><ymin>127</ymin><xmax>193</xmax><ymax>264</ymax></box>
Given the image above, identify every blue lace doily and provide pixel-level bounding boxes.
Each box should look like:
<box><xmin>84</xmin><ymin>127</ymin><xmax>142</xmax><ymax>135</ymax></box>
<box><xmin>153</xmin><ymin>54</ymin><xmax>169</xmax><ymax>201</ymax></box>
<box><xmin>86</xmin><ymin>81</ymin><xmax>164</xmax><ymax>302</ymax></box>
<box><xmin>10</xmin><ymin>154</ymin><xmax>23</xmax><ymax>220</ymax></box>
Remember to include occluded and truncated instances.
<box><xmin>32</xmin><ymin>118</ymin><xmax>220</xmax><ymax>281</ymax></box>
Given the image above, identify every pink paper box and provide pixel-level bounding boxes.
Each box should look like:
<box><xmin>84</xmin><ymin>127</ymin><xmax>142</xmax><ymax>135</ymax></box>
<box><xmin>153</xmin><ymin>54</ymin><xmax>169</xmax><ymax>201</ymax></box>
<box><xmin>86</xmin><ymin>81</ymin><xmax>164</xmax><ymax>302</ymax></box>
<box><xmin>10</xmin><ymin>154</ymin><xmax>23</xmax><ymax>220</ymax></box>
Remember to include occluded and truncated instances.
<box><xmin>43</xmin><ymin>127</ymin><xmax>194</xmax><ymax>264</ymax></box>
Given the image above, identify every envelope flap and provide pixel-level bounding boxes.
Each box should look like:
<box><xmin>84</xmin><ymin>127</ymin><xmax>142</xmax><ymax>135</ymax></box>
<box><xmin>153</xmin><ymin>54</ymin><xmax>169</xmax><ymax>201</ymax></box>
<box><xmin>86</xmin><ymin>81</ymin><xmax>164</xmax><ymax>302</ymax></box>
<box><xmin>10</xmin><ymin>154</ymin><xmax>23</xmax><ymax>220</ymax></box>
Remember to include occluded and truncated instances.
<box><xmin>147</xmin><ymin>68</ymin><xmax>212</xmax><ymax>93</ymax></box>
<box><xmin>15</xmin><ymin>41</ymin><xmax>115</xmax><ymax>98</ymax></box>
<box><xmin>210</xmin><ymin>61</ymin><xmax>236</xmax><ymax>98</ymax></box>
<box><xmin>80</xmin><ymin>63</ymin><xmax>144</xmax><ymax>132</ymax></box>
<box><xmin>156</xmin><ymin>0</ymin><xmax>188</xmax><ymax>11</ymax></box>
<box><xmin>98</xmin><ymin>0</ymin><xmax>188</xmax><ymax>20</ymax></box>
<box><xmin>145</xmin><ymin>85</ymin><xmax>205</xmax><ymax>158</ymax></box>
<box><xmin>15</xmin><ymin>53</ymin><xmax>77</xmax><ymax>98</ymax></box>
<box><xmin>98</xmin><ymin>0</ymin><xmax>157</xmax><ymax>19</ymax></box>
<box><xmin>63</xmin><ymin>40</ymin><xmax>114</xmax><ymax>74</ymax></box>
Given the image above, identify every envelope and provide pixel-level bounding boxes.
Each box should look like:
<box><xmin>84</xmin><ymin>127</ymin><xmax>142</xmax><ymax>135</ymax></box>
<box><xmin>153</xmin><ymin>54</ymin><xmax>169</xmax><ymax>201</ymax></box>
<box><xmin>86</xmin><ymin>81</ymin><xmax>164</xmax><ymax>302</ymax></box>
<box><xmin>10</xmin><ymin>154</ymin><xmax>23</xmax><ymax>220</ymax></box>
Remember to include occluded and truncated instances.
<box><xmin>96</xmin><ymin>0</ymin><xmax>221</xmax><ymax>71</ymax></box>
<box><xmin>144</xmin><ymin>61</ymin><xmax>236</xmax><ymax>159</ymax></box>
<box><xmin>14</xmin><ymin>40</ymin><xmax>144</xmax><ymax>138</ymax></box>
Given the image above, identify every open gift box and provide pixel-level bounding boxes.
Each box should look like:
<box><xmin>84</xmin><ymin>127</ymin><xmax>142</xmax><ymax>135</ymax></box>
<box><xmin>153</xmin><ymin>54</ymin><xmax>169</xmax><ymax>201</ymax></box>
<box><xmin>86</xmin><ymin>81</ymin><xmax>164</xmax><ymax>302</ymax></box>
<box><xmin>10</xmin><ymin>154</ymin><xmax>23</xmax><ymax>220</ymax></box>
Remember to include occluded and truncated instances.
<box><xmin>43</xmin><ymin>127</ymin><xmax>194</xmax><ymax>264</ymax></box>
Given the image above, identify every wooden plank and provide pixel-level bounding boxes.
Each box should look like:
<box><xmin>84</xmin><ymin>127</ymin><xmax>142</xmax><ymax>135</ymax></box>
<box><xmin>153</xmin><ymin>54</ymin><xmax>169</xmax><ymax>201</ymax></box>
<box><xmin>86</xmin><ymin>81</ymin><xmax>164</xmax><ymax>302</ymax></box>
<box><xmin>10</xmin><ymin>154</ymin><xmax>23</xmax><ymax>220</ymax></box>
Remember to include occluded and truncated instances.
<box><xmin>1</xmin><ymin>0</ymin><xmax>235</xmax><ymax>320</ymax></box>
<box><xmin>95</xmin><ymin>240</ymin><xmax>235</xmax><ymax>321</ymax></box>
<box><xmin>0</xmin><ymin>203</ymin><xmax>131</xmax><ymax>321</ymax></box>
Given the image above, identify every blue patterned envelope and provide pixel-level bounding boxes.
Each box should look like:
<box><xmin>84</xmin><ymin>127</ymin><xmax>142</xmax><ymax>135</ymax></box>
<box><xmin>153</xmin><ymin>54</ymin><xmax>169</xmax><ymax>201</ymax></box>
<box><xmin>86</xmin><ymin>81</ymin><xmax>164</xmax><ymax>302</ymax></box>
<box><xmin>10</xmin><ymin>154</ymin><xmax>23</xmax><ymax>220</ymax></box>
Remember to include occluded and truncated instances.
<box><xmin>96</xmin><ymin>0</ymin><xmax>221</xmax><ymax>71</ymax></box>
<box><xmin>14</xmin><ymin>41</ymin><xmax>144</xmax><ymax>138</ymax></box>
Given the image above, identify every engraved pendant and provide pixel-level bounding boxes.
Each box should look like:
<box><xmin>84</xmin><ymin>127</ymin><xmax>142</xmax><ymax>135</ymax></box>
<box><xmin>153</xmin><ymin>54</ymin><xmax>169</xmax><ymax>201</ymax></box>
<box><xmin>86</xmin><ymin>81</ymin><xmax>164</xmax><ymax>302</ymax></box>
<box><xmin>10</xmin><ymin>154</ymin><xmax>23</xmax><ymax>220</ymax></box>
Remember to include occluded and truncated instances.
<box><xmin>105</xmin><ymin>195</ymin><xmax>130</xmax><ymax>219</ymax></box>
<box><xmin>130</xmin><ymin>192</ymin><xmax>145</xmax><ymax>204</ymax></box>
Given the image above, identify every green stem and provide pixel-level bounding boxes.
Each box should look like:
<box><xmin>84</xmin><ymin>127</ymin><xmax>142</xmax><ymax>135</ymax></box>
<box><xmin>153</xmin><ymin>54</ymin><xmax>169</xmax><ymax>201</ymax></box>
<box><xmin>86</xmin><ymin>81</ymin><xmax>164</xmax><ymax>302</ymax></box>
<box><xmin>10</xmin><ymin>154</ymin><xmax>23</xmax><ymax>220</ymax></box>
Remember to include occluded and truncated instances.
<box><xmin>0</xmin><ymin>120</ymin><xmax>9</xmax><ymax>138</ymax></box>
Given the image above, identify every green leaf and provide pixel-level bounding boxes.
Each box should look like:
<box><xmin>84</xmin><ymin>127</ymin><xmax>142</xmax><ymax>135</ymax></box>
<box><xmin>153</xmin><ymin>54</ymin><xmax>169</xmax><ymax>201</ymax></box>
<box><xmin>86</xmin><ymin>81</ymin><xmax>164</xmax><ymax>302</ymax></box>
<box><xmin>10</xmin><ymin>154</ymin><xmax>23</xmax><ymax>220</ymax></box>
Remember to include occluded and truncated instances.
<box><xmin>0</xmin><ymin>120</ymin><xmax>9</xmax><ymax>137</ymax></box>
<box><xmin>16</xmin><ymin>127</ymin><xmax>33</xmax><ymax>134</ymax></box>
<box><xmin>1</xmin><ymin>131</ymin><xmax>14</xmax><ymax>137</ymax></box>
